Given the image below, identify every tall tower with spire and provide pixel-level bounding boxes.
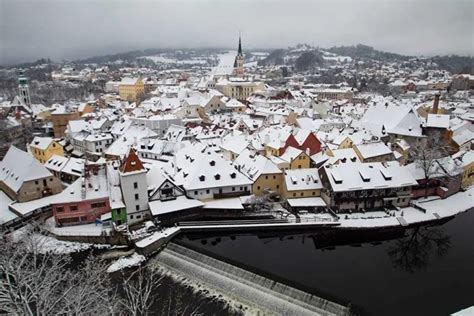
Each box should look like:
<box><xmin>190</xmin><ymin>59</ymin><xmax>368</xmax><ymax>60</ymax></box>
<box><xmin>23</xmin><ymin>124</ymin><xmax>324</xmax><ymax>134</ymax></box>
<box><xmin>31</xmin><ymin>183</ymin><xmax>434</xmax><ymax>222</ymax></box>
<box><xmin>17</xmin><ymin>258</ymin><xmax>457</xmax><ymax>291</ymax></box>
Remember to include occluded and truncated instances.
<box><xmin>233</xmin><ymin>34</ymin><xmax>245</xmax><ymax>77</ymax></box>
<box><xmin>18</xmin><ymin>71</ymin><xmax>31</xmax><ymax>107</ymax></box>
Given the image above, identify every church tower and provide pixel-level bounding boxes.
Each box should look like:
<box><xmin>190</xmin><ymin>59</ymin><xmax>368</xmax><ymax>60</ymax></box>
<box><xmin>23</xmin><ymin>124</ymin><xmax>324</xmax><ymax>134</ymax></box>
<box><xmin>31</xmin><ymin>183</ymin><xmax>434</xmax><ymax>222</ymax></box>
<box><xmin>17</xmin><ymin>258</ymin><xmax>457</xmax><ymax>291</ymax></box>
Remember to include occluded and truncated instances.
<box><xmin>233</xmin><ymin>35</ymin><xmax>244</xmax><ymax>77</ymax></box>
<box><xmin>18</xmin><ymin>71</ymin><xmax>31</xmax><ymax>107</ymax></box>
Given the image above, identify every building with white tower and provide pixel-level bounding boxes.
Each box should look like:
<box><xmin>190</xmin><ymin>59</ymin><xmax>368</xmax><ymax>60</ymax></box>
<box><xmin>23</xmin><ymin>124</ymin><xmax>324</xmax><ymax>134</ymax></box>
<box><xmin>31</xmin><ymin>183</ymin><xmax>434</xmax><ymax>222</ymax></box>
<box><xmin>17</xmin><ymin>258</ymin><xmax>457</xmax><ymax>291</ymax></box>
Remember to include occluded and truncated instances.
<box><xmin>119</xmin><ymin>148</ymin><xmax>150</xmax><ymax>224</ymax></box>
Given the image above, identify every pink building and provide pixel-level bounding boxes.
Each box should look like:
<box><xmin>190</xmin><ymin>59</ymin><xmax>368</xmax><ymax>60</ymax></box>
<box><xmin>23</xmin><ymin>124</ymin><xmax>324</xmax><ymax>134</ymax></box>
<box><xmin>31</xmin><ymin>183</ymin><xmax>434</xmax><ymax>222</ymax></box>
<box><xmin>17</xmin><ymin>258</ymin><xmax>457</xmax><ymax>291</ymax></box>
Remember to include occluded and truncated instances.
<box><xmin>52</xmin><ymin>162</ymin><xmax>111</xmax><ymax>226</ymax></box>
<box><xmin>53</xmin><ymin>198</ymin><xmax>110</xmax><ymax>226</ymax></box>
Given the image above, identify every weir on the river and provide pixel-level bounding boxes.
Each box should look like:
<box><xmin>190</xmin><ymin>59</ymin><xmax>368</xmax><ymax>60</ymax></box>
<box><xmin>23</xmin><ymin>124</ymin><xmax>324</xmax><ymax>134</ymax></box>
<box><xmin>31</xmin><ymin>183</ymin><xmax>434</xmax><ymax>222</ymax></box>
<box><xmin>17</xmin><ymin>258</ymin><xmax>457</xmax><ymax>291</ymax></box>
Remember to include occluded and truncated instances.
<box><xmin>151</xmin><ymin>242</ymin><xmax>350</xmax><ymax>315</ymax></box>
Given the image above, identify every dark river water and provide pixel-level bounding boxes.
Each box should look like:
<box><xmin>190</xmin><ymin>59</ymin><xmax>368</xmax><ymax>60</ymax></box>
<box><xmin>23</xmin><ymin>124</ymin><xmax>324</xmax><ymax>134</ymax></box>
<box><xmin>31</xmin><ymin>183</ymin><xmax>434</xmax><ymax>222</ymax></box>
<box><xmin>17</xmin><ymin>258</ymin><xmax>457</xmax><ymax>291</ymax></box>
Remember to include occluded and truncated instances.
<box><xmin>177</xmin><ymin>210</ymin><xmax>474</xmax><ymax>316</ymax></box>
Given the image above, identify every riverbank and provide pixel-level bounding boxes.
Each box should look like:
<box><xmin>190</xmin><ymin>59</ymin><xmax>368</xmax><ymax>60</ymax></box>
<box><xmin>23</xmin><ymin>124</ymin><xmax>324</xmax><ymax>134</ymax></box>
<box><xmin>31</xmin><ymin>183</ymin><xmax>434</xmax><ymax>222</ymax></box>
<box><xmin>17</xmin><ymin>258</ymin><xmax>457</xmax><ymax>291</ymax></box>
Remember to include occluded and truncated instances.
<box><xmin>177</xmin><ymin>208</ymin><xmax>474</xmax><ymax>316</ymax></box>
<box><xmin>132</xmin><ymin>188</ymin><xmax>474</xmax><ymax>255</ymax></box>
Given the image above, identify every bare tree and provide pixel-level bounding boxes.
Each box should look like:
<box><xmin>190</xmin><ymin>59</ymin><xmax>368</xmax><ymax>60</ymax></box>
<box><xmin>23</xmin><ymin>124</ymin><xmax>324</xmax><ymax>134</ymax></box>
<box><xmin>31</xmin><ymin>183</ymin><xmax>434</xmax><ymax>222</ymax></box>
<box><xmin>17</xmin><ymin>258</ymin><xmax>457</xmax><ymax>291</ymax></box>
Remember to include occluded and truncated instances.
<box><xmin>410</xmin><ymin>138</ymin><xmax>454</xmax><ymax>198</ymax></box>
<box><xmin>120</xmin><ymin>266</ymin><xmax>164</xmax><ymax>316</ymax></box>
<box><xmin>0</xmin><ymin>226</ymin><xmax>120</xmax><ymax>315</ymax></box>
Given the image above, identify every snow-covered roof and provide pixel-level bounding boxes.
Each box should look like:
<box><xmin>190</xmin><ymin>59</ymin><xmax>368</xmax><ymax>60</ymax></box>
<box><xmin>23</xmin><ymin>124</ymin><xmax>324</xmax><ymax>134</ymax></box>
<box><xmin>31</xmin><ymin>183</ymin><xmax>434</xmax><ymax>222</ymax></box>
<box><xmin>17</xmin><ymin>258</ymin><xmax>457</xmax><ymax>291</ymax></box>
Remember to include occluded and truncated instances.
<box><xmin>149</xmin><ymin>195</ymin><xmax>203</xmax><ymax>215</ymax></box>
<box><xmin>287</xmin><ymin>197</ymin><xmax>326</xmax><ymax>207</ymax></box>
<box><xmin>280</xmin><ymin>146</ymin><xmax>304</xmax><ymax>163</ymax></box>
<box><xmin>355</xmin><ymin>142</ymin><xmax>393</xmax><ymax>159</ymax></box>
<box><xmin>324</xmin><ymin>161</ymin><xmax>418</xmax><ymax>192</ymax></box>
<box><xmin>234</xmin><ymin>149</ymin><xmax>282</xmax><ymax>181</ymax></box>
<box><xmin>120</xmin><ymin>77</ymin><xmax>141</xmax><ymax>85</ymax></box>
<box><xmin>30</xmin><ymin>136</ymin><xmax>55</xmax><ymax>151</ymax></box>
<box><xmin>284</xmin><ymin>169</ymin><xmax>323</xmax><ymax>191</ymax></box>
<box><xmin>426</xmin><ymin>114</ymin><xmax>450</xmax><ymax>129</ymax></box>
<box><xmin>0</xmin><ymin>146</ymin><xmax>53</xmax><ymax>193</ymax></box>
<box><xmin>165</xmin><ymin>143</ymin><xmax>252</xmax><ymax>191</ymax></box>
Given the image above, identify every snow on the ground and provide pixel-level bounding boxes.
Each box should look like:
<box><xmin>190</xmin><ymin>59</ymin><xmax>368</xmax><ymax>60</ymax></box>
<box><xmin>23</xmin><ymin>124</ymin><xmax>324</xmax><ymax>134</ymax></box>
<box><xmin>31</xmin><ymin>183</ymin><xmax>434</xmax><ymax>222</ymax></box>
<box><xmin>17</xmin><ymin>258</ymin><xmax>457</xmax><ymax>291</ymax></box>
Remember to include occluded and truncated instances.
<box><xmin>8</xmin><ymin>226</ymin><xmax>107</xmax><ymax>254</ymax></box>
<box><xmin>135</xmin><ymin>227</ymin><xmax>181</xmax><ymax>248</ymax></box>
<box><xmin>452</xmin><ymin>306</ymin><xmax>474</xmax><ymax>316</ymax></box>
<box><xmin>44</xmin><ymin>216</ymin><xmax>112</xmax><ymax>236</ymax></box>
<box><xmin>107</xmin><ymin>252</ymin><xmax>146</xmax><ymax>273</ymax></box>
<box><xmin>337</xmin><ymin>187</ymin><xmax>474</xmax><ymax>228</ymax></box>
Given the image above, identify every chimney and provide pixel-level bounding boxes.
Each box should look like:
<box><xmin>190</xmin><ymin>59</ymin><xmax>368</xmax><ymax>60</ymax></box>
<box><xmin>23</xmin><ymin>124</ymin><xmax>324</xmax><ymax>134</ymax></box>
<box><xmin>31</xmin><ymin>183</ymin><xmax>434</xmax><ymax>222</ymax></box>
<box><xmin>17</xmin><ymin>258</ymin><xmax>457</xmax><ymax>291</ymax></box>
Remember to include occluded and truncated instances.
<box><xmin>14</xmin><ymin>109</ymin><xmax>21</xmax><ymax>120</ymax></box>
<box><xmin>432</xmin><ymin>93</ymin><xmax>440</xmax><ymax>114</ymax></box>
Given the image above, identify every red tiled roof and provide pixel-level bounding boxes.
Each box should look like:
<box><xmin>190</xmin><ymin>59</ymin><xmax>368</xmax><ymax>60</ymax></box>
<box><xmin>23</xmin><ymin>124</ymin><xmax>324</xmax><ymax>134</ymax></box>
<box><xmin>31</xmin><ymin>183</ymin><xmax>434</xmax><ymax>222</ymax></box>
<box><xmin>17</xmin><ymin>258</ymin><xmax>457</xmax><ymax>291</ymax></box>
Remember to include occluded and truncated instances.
<box><xmin>120</xmin><ymin>148</ymin><xmax>145</xmax><ymax>173</ymax></box>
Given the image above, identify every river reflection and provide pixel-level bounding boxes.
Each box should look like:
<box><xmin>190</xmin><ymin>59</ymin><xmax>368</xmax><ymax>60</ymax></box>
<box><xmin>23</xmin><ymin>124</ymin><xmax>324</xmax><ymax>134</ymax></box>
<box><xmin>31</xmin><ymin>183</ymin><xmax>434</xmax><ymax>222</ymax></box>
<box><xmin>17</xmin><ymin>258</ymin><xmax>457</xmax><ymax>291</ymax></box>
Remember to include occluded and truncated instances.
<box><xmin>387</xmin><ymin>226</ymin><xmax>451</xmax><ymax>273</ymax></box>
<box><xmin>178</xmin><ymin>213</ymin><xmax>474</xmax><ymax>316</ymax></box>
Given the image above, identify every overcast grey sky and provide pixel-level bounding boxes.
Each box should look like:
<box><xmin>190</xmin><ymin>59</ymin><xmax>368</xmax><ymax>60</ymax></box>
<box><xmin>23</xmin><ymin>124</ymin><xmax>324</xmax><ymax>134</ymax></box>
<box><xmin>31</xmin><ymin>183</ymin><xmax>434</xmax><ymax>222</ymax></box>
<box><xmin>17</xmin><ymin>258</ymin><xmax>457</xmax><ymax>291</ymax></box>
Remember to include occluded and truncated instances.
<box><xmin>1</xmin><ymin>0</ymin><xmax>473</xmax><ymax>65</ymax></box>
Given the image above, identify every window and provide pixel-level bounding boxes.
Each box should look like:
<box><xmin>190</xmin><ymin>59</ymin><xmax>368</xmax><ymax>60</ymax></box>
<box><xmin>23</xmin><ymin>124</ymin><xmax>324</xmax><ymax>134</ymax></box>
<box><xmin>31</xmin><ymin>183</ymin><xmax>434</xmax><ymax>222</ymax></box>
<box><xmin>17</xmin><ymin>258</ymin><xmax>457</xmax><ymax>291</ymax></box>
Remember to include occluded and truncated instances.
<box><xmin>91</xmin><ymin>202</ymin><xmax>106</xmax><ymax>208</ymax></box>
<box><xmin>273</xmin><ymin>175</ymin><xmax>276</xmax><ymax>179</ymax></box>
<box><xmin>130</xmin><ymin>215</ymin><xmax>134</xmax><ymax>219</ymax></box>
<box><xmin>298</xmin><ymin>165</ymin><xmax>302</xmax><ymax>169</ymax></box>
<box><xmin>35</xmin><ymin>180</ymin><xmax>39</xmax><ymax>185</ymax></box>
<box><xmin>276</xmin><ymin>185</ymin><xmax>279</xmax><ymax>189</ymax></box>
<box><xmin>135</xmin><ymin>205</ymin><xmax>139</xmax><ymax>211</ymax></box>
<box><xmin>56</xmin><ymin>207</ymin><xmax>64</xmax><ymax>212</ymax></box>
<box><xmin>136</xmin><ymin>215</ymin><xmax>141</xmax><ymax>219</ymax></box>
<box><xmin>194</xmin><ymin>190</ymin><xmax>198</xmax><ymax>195</ymax></box>
<box><xmin>135</xmin><ymin>193</ymin><xmax>139</xmax><ymax>200</ymax></box>
<box><xmin>232</xmin><ymin>187</ymin><xmax>235</xmax><ymax>191</ymax></box>
<box><xmin>206</xmin><ymin>189</ymin><xmax>210</xmax><ymax>194</ymax></box>
<box><xmin>301</xmin><ymin>192</ymin><xmax>304</xmax><ymax>196</ymax></box>
<box><xmin>116</xmin><ymin>209</ymin><xmax>121</xmax><ymax>215</ymax></box>
<box><xmin>293</xmin><ymin>193</ymin><xmax>296</xmax><ymax>197</ymax></box>
<box><xmin>70</xmin><ymin>205</ymin><xmax>78</xmax><ymax>211</ymax></box>
<box><xmin>265</xmin><ymin>175</ymin><xmax>268</xmax><ymax>179</ymax></box>
<box><xmin>312</xmin><ymin>191</ymin><xmax>316</xmax><ymax>196</ymax></box>
<box><xmin>134</xmin><ymin>182</ymin><xmax>138</xmax><ymax>189</ymax></box>
<box><xmin>257</xmin><ymin>186</ymin><xmax>261</xmax><ymax>190</ymax></box>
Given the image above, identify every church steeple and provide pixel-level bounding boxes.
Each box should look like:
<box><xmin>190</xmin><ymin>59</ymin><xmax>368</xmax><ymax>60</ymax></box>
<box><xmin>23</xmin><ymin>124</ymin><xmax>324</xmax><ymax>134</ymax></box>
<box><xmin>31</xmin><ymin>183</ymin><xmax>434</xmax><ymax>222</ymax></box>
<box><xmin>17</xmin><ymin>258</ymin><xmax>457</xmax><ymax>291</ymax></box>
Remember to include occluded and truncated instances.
<box><xmin>238</xmin><ymin>34</ymin><xmax>242</xmax><ymax>55</ymax></box>
<box><xmin>233</xmin><ymin>34</ymin><xmax>245</xmax><ymax>78</ymax></box>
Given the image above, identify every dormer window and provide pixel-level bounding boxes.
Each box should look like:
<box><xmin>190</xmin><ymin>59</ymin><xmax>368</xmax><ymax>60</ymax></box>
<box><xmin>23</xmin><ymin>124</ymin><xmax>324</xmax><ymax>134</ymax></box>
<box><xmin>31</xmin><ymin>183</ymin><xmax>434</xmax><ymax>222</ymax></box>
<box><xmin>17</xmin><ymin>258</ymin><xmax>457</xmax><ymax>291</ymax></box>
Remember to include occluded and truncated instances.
<box><xmin>210</xmin><ymin>160</ymin><xmax>216</xmax><ymax>166</ymax></box>
<box><xmin>199</xmin><ymin>175</ymin><xmax>205</xmax><ymax>182</ymax></box>
<box><xmin>214</xmin><ymin>174</ymin><xmax>221</xmax><ymax>180</ymax></box>
<box><xmin>230</xmin><ymin>172</ymin><xmax>236</xmax><ymax>179</ymax></box>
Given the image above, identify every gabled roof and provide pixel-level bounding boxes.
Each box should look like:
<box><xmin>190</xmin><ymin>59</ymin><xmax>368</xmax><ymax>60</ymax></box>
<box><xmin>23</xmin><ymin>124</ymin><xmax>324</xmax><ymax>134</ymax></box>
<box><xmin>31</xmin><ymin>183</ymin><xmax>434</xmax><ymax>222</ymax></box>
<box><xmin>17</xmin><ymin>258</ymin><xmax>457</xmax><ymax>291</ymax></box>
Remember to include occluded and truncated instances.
<box><xmin>234</xmin><ymin>149</ymin><xmax>282</xmax><ymax>181</ymax></box>
<box><xmin>0</xmin><ymin>146</ymin><xmax>53</xmax><ymax>193</ymax></box>
<box><xmin>120</xmin><ymin>148</ymin><xmax>145</xmax><ymax>173</ymax></box>
<box><xmin>30</xmin><ymin>136</ymin><xmax>55</xmax><ymax>151</ymax></box>
<box><xmin>387</xmin><ymin>109</ymin><xmax>424</xmax><ymax>137</ymax></box>
<box><xmin>280</xmin><ymin>146</ymin><xmax>304</xmax><ymax>162</ymax></box>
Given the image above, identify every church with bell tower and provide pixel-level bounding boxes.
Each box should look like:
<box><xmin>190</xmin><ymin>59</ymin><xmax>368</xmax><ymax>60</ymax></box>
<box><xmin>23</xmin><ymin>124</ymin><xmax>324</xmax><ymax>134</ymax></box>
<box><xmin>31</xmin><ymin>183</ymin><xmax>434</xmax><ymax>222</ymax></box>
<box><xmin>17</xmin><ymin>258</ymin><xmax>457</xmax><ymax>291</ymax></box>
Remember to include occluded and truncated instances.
<box><xmin>233</xmin><ymin>35</ymin><xmax>245</xmax><ymax>77</ymax></box>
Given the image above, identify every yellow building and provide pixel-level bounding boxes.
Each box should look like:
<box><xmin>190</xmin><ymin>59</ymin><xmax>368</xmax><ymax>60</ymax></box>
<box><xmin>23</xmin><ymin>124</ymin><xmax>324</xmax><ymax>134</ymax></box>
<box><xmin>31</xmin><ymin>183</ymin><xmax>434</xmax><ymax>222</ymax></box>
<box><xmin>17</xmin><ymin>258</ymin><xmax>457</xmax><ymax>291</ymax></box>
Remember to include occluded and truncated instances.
<box><xmin>282</xmin><ymin>168</ymin><xmax>323</xmax><ymax>199</ymax></box>
<box><xmin>253</xmin><ymin>172</ymin><xmax>284</xmax><ymax>196</ymax></box>
<box><xmin>280</xmin><ymin>146</ymin><xmax>311</xmax><ymax>169</ymax></box>
<box><xmin>234</xmin><ymin>149</ymin><xmax>284</xmax><ymax>196</ymax></box>
<box><xmin>30</xmin><ymin>136</ymin><xmax>64</xmax><ymax>164</ymax></box>
<box><xmin>337</xmin><ymin>136</ymin><xmax>354</xmax><ymax>149</ymax></box>
<box><xmin>51</xmin><ymin>108</ymin><xmax>81</xmax><ymax>138</ymax></box>
<box><xmin>119</xmin><ymin>78</ymin><xmax>145</xmax><ymax>102</ymax></box>
<box><xmin>456</xmin><ymin>151</ymin><xmax>474</xmax><ymax>189</ymax></box>
<box><xmin>215</xmin><ymin>79</ymin><xmax>265</xmax><ymax>100</ymax></box>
